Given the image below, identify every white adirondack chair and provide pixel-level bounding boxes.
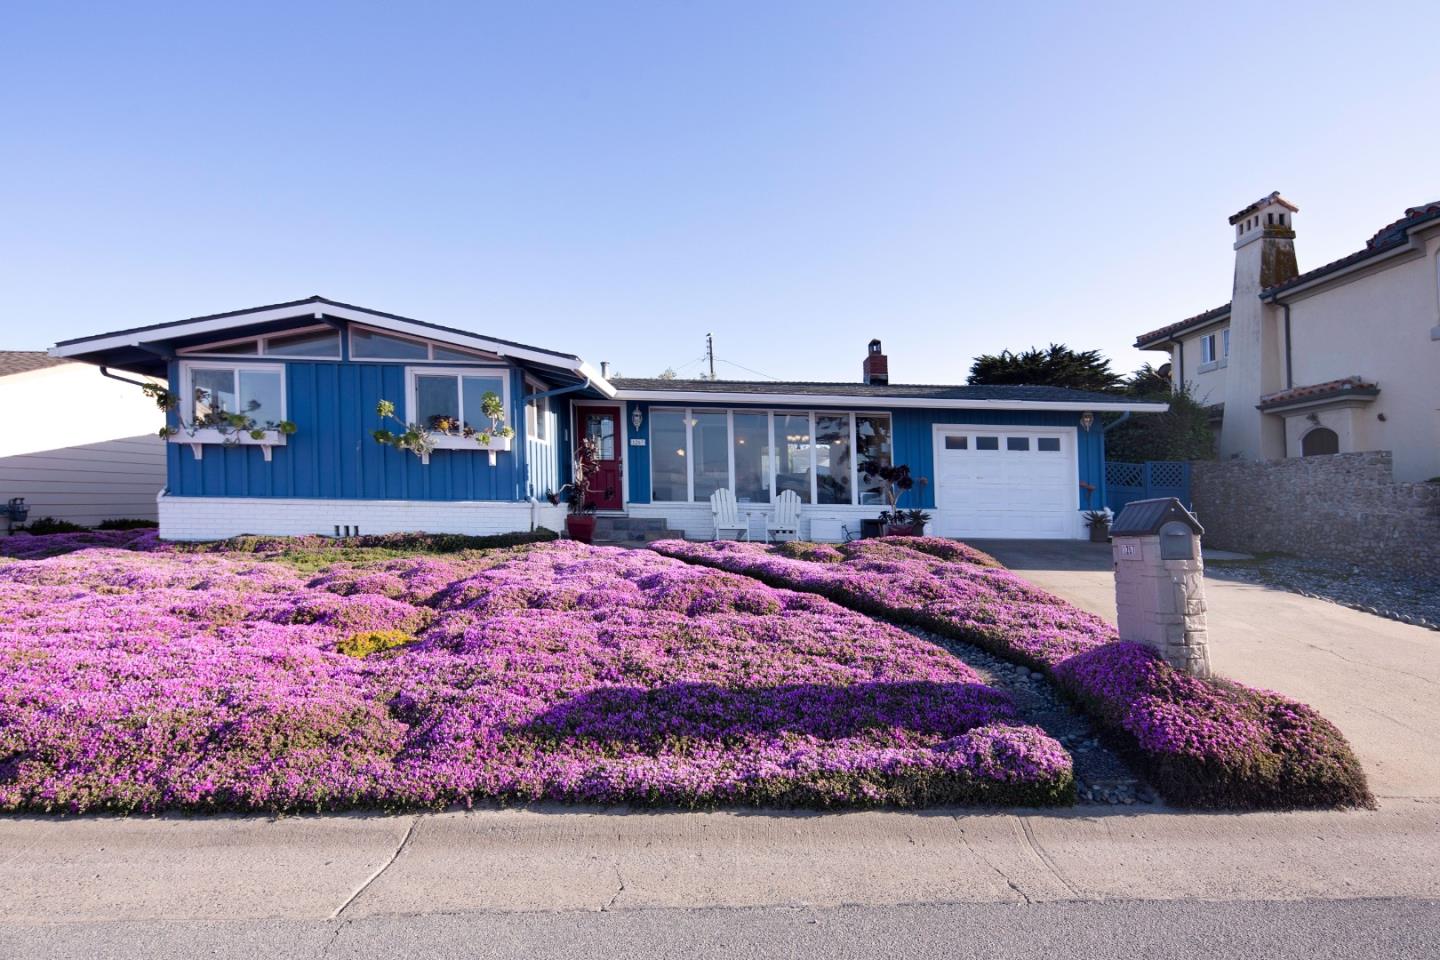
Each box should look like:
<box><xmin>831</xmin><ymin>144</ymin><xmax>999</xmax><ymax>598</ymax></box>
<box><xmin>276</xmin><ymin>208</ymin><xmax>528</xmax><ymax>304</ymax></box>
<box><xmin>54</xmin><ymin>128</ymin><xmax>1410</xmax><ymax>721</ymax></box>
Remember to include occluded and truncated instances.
<box><xmin>710</xmin><ymin>488</ymin><xmax>750</xmax><ymax>541</ymax></box>
<box><xmin>765</xmin><ymin>490</ymin><xmax>802</xmax><ymax>543</ymax></box>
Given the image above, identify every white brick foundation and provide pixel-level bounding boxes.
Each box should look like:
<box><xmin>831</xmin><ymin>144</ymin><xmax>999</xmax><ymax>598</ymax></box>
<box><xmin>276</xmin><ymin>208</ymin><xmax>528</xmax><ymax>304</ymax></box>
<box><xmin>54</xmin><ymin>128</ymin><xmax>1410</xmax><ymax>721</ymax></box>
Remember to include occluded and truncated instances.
<box><xmin>158</xmin><ymin>493</ymin><xmax>568</xmax><ymax>542</ymax></box>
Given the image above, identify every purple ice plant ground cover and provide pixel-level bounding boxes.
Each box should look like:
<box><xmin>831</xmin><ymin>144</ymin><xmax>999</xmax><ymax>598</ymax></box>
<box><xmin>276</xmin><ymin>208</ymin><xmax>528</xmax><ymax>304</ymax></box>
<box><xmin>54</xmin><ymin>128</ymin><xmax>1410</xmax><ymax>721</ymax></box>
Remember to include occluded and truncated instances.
<box><xmin>651</xmin><ymin>537</ymin><xmax>1373</xmax><ymax>809</ymax></box>
<box><xmin>0</xmin><ymin>536</ymin><xmax>1073</xmax><ymax>813</ymax></box>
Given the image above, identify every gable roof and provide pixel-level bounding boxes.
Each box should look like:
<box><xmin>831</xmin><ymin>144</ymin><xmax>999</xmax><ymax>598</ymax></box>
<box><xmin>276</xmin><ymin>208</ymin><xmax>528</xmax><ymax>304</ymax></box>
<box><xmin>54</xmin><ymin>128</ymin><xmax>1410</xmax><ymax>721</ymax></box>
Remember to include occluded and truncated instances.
<box><xmin>1133</xmin><ymin>303</ymin><xmax>1231</xmax><ymax>349</ymax></box>
<box><xmin>0</xmin><ymin>351</ymin><xmax>70</xmax><ymax>378</ymax></box>
<box><xmin>50</xmin><ymin>296</ymin><xmax>615</xmax><ymax>395</ymax></box>
<box><xmin>610</xmin><ymin>378</ymin><xmax>1168</xmax><ymax>412</ymax></box>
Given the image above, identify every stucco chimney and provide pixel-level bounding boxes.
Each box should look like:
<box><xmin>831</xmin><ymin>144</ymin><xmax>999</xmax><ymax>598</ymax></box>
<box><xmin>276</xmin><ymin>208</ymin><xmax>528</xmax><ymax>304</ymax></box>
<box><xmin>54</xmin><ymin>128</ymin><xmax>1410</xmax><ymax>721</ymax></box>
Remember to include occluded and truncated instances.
<box><xmin>1221</xmin><ymin>191</ymin><xmax>1299</xmax><ymax>461</ymax></box>
<box><xmin>863</xmin><ymin>339</ymin><xmax>889</xmax><ymax>385</ymax></box>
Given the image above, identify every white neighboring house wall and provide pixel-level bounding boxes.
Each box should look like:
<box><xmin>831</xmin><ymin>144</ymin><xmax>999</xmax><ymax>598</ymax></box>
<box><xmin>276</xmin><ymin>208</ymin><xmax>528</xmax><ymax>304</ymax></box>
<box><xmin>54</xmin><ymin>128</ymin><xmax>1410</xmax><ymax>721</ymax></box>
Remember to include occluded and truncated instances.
<box><xmin>0</xmin><ymin>360</ymin><xmax>167</xmax><ymax>526</ymax></box>
<box><xmin>159</xmin><ymin>494</ymin><xmax>568</xmax><ymax>541</ymax></box>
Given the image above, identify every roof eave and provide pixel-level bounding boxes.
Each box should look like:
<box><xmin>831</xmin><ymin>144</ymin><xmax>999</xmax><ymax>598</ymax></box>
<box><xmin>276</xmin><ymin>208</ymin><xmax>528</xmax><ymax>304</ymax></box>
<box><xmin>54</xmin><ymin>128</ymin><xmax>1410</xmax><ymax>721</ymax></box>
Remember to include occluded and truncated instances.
<box><xmin>50</xmin><ymin>300</ymin><xmax>616</xmax><ymax>395</ymax></box>
<box><xmin>1258</xmin><ymin>389</ymin><xmax>1379</xmax><ymax>413</ymax></box>
<box><xmin>1134</xmin><ymin>308</ymin><xmax>1232</xmax><ymax>349</ymax></box>
<box><xmin>611</xmin><ymin>388</ymin><xmax>1168</xmax><ymax>413</ymax></box>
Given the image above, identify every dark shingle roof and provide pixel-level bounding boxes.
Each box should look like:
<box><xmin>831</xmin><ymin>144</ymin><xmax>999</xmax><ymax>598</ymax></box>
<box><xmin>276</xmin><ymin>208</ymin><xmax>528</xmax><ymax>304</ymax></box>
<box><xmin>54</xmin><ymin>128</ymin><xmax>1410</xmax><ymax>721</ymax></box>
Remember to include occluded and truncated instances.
<box><xmin>0</xmin><ymin>351</ymin><xmax>70</xmax><ymax>377</ymax></box>
<box><xmin>1134</xmin><ymin>304</ymin><xmax>1232</xmax><ymax>348</ymax></box>
<box><xmin>610</xmin><ymin>378</ymin><xmax>1129</xmax><ymax>404</ymax></box>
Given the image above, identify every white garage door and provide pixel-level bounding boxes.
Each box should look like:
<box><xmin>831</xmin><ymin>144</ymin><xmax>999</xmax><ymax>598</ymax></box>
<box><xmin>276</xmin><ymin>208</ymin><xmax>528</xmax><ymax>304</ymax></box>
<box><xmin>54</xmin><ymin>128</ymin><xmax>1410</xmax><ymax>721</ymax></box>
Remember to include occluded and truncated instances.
<box><xmin>932</xmin><ymin>427</ymin><xmax>1077</xmax><ymax>539</ymax></box>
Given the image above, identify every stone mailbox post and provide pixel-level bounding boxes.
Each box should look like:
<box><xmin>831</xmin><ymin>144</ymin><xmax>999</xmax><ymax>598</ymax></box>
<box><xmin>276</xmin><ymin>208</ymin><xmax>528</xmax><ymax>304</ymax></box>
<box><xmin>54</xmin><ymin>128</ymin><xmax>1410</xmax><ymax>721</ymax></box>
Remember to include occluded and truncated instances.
<box><xmin>1110</xmin><ymin>498</ymin><xmax>1211</xmax><ymax>678</ymax></box>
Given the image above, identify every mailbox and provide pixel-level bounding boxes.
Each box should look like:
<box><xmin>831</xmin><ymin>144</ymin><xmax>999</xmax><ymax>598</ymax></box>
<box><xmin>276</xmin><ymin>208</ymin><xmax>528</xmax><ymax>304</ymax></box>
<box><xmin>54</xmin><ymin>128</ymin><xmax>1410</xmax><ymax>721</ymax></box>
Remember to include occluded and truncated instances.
<box><xmin>1110</xmin><ymin>498</ymin><xmax>1211</xmax><ymax>677</ymax></box>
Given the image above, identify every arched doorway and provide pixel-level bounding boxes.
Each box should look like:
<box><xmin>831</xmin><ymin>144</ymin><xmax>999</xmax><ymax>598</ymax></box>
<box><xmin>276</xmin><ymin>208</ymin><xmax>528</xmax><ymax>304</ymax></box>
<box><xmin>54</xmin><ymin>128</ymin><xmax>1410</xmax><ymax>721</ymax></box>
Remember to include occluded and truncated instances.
<box><xmin>1301</xmin><ymin>427</ymin><xmax>1339</xmax><ymax>456</ymax></box>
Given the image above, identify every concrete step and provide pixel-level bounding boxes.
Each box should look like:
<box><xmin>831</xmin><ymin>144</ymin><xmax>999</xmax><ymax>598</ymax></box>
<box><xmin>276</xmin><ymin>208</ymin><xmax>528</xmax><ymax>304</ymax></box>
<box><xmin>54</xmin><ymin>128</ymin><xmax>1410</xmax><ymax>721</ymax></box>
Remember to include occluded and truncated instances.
<box><xmin>591</xmin><ymin>515</ymin><xmax>676</xmax><ymax>545</ymax></box>
<box><xmin>593</xmin><ymin>529</ymin><xmax>676</xmax><ymax>545</ymax></box>
<box><xmin>593</xmin><ymin>516</ymin><xmax>670</xmax><ymax>535</ymax></box>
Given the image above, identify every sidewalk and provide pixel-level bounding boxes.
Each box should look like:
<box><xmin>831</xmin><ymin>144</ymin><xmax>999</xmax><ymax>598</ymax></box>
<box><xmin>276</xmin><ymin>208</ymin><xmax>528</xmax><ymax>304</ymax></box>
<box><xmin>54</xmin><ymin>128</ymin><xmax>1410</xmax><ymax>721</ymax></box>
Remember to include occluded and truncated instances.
<box><xmin>4</xmin><ymin>802</ymin><xmax>1438</xmax><ymax>925</ymax></box>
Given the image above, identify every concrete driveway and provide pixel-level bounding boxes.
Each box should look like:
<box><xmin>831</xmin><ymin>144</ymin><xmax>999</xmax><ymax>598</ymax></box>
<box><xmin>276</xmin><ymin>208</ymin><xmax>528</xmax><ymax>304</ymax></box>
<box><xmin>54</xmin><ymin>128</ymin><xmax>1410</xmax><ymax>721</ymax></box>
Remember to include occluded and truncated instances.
<box><xmin>970</xmin><ymin>540</ymin><xmax>1440</xmax><ymax>801</ymax></box>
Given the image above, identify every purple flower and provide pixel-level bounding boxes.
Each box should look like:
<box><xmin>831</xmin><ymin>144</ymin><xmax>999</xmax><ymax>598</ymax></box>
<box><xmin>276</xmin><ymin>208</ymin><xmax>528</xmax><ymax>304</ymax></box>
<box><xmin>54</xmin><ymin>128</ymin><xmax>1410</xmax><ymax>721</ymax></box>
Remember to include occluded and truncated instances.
<box><xmin>0</xmin><ymin>536</ymin><xmax>1071</xmax><ymax>812</ymax></box>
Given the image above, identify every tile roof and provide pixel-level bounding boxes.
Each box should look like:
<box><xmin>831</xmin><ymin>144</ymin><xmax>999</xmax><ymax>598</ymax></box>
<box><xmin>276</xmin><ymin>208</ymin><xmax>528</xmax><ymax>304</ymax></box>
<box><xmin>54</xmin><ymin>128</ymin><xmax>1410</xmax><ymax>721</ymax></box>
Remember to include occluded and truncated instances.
<box><xmin>1133</xmin><ymin>303</ymin><xmax>1231</xmax><ymax>349</ymax></box>
<box><xmin>610</xmin><ymin>378</ymin><xmax>1130</xmax><ymax>404</ymax></box>
<box><xmin>1262</xmin><ymin>202</ymin><xmax>1440</xmax><ymax>298</ymax></box>
<box><xmin>1227</xmin><ymin>191</ymin><xmax>1299</xmax><ymax>225</ymax></box>
<box><xmin>0</xmin><ymin>351</ymin><xmax>70</xmax><ymax>377</ymax></box>
<box><xmin>1258</xmin><ymin>377</ymin><xmax>1379</xmax><ymax>411</ymax></box>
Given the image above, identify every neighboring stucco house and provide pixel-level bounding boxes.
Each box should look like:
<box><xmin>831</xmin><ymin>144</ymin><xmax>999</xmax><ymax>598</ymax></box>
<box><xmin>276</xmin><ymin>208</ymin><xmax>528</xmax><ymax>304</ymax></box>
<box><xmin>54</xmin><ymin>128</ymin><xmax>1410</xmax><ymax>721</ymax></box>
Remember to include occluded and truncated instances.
<box><xmin>0</xmin><ymin>351</ymin><xmax>166</xmax><ymax>526</ymax></box>
<box><xmin>51</xmin><ymin>297</ymin><xmax>1164</xmax><ymax>541</ymax></box>
<box><xmin>1135</xmin><ymin>193</ymin><xmax>1440</xmax><ymax>481</ymax></box>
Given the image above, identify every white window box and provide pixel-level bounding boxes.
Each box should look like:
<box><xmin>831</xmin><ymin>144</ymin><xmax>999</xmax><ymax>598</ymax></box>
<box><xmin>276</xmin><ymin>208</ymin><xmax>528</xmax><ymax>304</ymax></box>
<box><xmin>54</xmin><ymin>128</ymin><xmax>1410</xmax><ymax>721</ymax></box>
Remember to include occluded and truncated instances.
<box><xmin>170</xmin><ymin>429</ymin><xmax>289</xmax><ymax>462</ymax></box>
<box><xmin>420</xmin><ymin>432</ymin><xmax>513</xmax><ymax>465</ymax></box>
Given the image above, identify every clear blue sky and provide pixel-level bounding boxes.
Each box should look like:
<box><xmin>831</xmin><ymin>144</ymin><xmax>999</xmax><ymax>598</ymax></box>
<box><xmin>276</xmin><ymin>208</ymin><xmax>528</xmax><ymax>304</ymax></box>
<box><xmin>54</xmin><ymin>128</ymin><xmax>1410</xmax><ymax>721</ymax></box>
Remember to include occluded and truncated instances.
<box><xmin>3</xmin><ymin>1</ymin><xmax>1437</xmax><ymax>383</ymax></box>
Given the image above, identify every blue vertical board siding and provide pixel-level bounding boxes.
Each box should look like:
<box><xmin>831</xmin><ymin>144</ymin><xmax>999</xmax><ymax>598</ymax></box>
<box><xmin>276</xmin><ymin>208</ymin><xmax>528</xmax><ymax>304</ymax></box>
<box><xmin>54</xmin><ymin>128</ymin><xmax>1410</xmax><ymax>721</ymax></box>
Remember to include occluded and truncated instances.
<box><xmin>891</xmin><ymin>408</ymin><xmax>1101</xmax><ymax>509</ymax></box>
<box><xmin>168</xmin><ymin>359</ymin><xmax>525</xmax><ymax>501</ymax></box>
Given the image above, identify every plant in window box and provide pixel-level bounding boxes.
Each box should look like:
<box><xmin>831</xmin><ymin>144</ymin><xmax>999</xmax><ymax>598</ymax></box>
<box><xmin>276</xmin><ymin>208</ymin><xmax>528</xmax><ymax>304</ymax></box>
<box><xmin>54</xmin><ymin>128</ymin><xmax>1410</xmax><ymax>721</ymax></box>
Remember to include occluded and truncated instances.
<box><xmin>862</xmin><ymin>461</ymin><xmax>929</xmax><ymax>535</ymax></box>
<box><xmin>371</xmin><ymin>393</ymin><xmax>514</xmax><ymax>465</ymax></box>
<box><xmin>1083</xmin><ymin>507</ymin><xmax>1114</xmax><ymax>543</ymax></box>
<box><xmin>559</xmin><ymin>437</ymin><xmax>601</xmax><ymax>543</ymax></box>
<box><xmin>144</xmin><ymin>383</ymin><xmax>296</xmax><ymax>459</ymax></box>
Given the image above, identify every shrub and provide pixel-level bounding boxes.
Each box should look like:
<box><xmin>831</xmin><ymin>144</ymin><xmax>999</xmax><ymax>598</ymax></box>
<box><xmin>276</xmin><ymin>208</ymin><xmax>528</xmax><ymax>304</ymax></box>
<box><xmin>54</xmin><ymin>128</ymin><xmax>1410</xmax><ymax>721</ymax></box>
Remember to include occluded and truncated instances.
<box><xmin>22</xmin><ymin>517</ymin><xmax>87</xmax><ymax>535</ymax></box>
<box><xmin>95</xmin><ymin>518</ymin><xmax>160</xmax><ymax>530</ymax></box>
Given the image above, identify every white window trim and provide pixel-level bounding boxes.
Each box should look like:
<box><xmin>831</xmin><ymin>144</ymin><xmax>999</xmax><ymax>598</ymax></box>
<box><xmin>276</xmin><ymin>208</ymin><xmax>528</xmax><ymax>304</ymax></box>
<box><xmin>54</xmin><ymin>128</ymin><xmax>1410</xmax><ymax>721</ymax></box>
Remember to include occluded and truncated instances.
<box><xmin>174</xmin><ymin>360</ymin><xmax>290</xmax><ymax>459</ymax></box>
<box><xmin>351</xmin><ymin>323</ymin><xmax>502</xmax><ymax>364</ymax></box>
<box><xmin>404</xmin><ymin>365</ymin><xmax>514</xmax><ymax>452</ymax></box>
<box><xmin>647</xmin><ymin>406</ymin><xmax>892</xmax><ymax>507</ymax></box>
<box><xmin>1200</xmin><ymin>334</ymin><xmax>1217</xmax><ymax>364</ymax></box>
<box><xmin>524</xmin><ymin>376</ymin><xmax>553</xmax><ymax>445</ymax></box>
<box><xmin>176</xmin><ymin>324</ymin><xmax>341</xmax><ymax>361</ymax></box>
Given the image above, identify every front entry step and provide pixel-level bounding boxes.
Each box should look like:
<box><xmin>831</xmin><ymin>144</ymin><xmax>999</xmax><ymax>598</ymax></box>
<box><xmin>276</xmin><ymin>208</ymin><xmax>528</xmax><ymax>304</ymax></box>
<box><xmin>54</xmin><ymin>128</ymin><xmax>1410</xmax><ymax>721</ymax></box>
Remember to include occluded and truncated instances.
<box><xmin>591</xmin><ymin>515</ymin><xmax>675</xmax><ymax>544</ymax></box>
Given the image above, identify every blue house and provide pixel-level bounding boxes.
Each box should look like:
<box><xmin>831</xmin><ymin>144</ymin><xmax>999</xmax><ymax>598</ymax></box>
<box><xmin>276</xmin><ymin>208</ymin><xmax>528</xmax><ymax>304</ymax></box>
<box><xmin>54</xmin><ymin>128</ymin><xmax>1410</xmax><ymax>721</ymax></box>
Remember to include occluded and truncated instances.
<box><xmin>51</xmin><ymin>297</ymin><xmax>1165</xmax><ymax>541</ymax></box>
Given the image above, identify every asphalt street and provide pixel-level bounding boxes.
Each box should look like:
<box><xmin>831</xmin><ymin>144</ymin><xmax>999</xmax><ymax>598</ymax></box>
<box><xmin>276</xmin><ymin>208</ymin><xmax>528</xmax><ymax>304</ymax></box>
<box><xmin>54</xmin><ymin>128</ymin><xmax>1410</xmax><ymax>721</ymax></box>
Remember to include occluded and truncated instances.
<box><xmin>7</xmin><ymin>898</ymin><xmax>1439</xmax><ymax>960</ymax></box>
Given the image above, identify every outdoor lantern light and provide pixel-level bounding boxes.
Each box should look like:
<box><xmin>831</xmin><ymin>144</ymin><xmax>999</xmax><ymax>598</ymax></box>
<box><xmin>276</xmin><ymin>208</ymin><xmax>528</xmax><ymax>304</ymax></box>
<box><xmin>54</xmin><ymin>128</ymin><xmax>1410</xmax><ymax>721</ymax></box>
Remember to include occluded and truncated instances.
<box><xmin>631</xmin><ymin>407</ymin><xmax>643</xmax><ymax>430</ymax></box>
<box><xmin>1079</xmin><ymin>411</ymin><xmax>1095</xmax><ymax>432</ymax></box>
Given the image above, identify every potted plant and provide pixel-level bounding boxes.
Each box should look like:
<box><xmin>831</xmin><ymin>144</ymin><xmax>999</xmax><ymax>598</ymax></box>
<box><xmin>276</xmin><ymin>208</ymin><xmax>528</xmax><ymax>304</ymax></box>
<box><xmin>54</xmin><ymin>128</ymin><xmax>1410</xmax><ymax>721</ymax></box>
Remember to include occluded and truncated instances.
<box><xmin>1084</xmin><ymin>507</ymin><xmax>1114</xmax><ymax>543</ymax></box>
<box><xmin>861</xmin><ymin>461</ymin><xmax>931</xmax><ymax>536</ymax></box>
<box><xmin>561</xmin><ymin>437</ymin><xmax>601</xmax><ymax>543</ymax></box>
<box><xmin>876</xmin><ymin>507</ymin><xmax>931</xmax><ymax>536</ymax></box>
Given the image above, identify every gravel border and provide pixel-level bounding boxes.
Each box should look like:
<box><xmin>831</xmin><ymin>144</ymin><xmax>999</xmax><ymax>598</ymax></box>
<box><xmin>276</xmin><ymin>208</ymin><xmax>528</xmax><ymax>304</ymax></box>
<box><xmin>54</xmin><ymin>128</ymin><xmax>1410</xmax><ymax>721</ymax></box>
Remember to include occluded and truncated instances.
<box><xmin>903</xmin><ymin>625</ymin><xmax>1157</xmax><ymax>808</ymax></box>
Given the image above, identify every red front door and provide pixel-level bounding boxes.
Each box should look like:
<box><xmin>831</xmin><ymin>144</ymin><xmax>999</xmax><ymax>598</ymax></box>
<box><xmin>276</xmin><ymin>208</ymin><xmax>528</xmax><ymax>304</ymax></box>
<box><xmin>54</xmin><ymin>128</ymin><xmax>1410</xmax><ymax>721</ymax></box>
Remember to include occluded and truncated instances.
<box><xmin>578</xmin><ymin>406</ymin><xmax>623</xmax><ymax>510</ymax></box>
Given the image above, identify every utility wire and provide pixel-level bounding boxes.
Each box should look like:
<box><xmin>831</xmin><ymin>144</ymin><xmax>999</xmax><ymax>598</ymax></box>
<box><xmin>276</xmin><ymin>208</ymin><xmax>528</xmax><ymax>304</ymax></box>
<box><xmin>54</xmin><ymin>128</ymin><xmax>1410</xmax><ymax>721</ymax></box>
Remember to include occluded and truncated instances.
<box><xmin>716</xmin><ymin>358</ymin><xmax>781</xmax><ymax>381</ymax></box>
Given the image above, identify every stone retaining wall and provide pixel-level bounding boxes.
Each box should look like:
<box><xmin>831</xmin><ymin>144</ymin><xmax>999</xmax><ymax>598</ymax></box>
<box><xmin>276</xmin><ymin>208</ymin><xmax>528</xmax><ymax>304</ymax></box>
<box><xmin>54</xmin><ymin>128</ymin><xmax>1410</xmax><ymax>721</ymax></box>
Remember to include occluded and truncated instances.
<box><xmin>1189</xmin><ymin>451</ymin><xmax>1440</xmax><ymax>577</ymax></box>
